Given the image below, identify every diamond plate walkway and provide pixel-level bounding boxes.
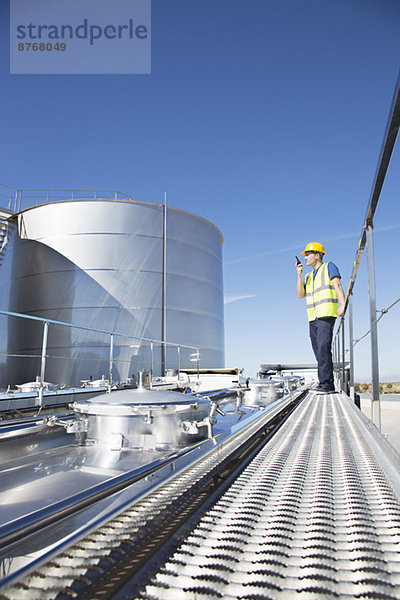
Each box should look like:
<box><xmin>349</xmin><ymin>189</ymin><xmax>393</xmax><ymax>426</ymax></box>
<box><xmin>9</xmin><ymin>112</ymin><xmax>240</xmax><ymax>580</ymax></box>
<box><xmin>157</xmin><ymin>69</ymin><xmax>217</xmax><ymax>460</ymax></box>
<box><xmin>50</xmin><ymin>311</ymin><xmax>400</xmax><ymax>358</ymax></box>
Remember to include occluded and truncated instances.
<box><xmin>139</xmin><ymin>391</ymin><xmax>400</xmax><ymax>600</ymax></box>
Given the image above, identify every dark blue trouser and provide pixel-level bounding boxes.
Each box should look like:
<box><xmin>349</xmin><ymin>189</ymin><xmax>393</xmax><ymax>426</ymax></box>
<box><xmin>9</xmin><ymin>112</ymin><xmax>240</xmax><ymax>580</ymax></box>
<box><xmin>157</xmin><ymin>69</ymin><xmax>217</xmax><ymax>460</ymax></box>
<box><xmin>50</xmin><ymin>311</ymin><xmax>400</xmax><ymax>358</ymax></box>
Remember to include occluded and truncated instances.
<box><xmin>309</xmin><ymin>317</ymin><xmax>336</xmax><ymax>387</ymax></box>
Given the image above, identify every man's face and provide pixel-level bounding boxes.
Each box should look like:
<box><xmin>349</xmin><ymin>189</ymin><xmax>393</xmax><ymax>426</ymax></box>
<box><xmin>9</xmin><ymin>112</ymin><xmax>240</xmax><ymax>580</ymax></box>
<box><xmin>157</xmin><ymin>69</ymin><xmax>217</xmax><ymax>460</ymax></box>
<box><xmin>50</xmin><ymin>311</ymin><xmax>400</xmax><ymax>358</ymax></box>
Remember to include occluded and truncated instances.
<box><xmin>304</xmin><ymin>251</ymin><xmax>320</xmax><ymax>267</ymax></box>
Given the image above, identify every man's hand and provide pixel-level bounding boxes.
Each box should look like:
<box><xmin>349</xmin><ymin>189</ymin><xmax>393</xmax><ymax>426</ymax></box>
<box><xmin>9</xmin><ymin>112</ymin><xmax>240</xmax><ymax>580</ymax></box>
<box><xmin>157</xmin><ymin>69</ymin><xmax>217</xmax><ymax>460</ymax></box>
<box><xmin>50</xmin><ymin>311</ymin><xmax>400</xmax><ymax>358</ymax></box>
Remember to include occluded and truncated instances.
<box><xmin>296</xmin><ymin>261</ymin><xmax>305</xmax><ymax>298</ymax></box>
<box><xmin>332</xmin><ymin>277</ymin><xmax>346</xmax><ymax>319</ymax></box>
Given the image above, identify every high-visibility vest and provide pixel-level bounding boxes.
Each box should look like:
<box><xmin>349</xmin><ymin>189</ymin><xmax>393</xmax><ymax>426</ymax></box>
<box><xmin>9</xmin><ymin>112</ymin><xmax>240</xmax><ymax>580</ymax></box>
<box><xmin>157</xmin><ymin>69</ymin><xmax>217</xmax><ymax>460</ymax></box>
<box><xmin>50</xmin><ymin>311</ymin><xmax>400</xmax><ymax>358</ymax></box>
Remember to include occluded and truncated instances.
<box><xmin>305</xmin><ymin>262</ymin><xmax>338</xmax><ymax>321</ymax></box>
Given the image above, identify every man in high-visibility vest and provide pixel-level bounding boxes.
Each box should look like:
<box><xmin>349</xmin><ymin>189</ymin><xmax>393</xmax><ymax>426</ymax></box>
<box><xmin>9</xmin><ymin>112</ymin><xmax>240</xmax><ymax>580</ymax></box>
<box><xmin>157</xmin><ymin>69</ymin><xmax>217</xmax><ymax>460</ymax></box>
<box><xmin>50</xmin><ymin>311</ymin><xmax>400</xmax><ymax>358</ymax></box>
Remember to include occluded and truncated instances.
<box><xmin>296</xmin><ymin>242</ymin><xmax>345</xmax><ymax>393</ymax></box>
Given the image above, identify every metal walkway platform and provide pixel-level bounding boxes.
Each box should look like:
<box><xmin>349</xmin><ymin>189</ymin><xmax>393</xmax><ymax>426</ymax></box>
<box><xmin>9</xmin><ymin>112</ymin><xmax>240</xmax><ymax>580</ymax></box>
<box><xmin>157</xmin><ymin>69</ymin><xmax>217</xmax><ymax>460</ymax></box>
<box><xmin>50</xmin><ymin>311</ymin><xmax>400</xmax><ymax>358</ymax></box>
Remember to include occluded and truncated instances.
<box><xmin>139</xmin><ymin>391</ymin><xmax>400</xmax><ymax>600</ymax></box>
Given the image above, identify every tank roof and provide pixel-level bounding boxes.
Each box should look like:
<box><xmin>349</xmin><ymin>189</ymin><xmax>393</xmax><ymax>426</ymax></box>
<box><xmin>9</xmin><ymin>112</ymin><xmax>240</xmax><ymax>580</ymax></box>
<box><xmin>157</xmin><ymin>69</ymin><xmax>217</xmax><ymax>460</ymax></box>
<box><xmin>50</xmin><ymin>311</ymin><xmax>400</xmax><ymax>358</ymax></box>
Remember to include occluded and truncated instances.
<box><xmin>16</xmin><ymin>196</ymin><xmax>224</xmax><ymax>243</ymax></box>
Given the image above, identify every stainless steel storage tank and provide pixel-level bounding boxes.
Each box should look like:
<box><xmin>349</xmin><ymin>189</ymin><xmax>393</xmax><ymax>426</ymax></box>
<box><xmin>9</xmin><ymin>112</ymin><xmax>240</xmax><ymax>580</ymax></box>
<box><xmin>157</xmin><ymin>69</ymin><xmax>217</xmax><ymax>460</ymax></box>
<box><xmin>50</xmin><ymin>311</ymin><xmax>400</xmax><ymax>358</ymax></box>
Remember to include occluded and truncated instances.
<box><xmin>1</xmin><ymin>199</ymin><xmax>224</xmax><ymax>386</ymax></box>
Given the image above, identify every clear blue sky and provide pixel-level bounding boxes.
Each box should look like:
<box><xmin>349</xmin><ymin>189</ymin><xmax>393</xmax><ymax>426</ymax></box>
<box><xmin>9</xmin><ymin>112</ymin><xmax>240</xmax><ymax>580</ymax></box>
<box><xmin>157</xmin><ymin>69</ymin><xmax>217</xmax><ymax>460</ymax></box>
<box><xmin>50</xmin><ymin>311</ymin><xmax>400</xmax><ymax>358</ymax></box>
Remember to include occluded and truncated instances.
<box><xmin>1</xmin><ymin>0</ymin><xmax>399</xmax><ymax>380</ymax></box>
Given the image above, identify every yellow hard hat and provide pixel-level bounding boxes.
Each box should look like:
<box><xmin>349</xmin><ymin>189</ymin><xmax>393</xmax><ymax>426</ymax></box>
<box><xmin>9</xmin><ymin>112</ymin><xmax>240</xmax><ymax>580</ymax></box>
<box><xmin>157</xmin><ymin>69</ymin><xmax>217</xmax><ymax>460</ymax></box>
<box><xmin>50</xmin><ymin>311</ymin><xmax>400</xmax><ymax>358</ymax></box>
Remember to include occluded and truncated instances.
<box><xmin>301</xmin><ymin>242</ymin><xmax>326</xmax><ymax>255</ymax></box>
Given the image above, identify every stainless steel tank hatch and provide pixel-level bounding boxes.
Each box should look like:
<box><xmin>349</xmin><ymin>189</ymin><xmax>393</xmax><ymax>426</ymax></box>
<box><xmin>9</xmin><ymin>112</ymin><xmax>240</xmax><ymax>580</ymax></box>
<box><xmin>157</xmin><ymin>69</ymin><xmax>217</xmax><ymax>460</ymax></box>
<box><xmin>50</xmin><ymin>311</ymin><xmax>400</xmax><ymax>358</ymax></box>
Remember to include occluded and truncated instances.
<box><xmin>71</xmin><ymin>388</ymin><xmax>210</xmax><ymax>451</ymax></box>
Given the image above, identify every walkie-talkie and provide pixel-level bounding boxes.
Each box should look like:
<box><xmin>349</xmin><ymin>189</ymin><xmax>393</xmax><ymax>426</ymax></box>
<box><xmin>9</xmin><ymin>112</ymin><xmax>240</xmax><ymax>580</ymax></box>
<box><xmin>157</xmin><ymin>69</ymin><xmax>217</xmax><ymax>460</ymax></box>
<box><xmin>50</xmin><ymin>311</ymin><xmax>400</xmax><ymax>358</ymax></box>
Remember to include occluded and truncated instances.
<box><xmin>295</xmin><ymin>256</ymin><xmax>302</xmax><ymax>266</ymax></box>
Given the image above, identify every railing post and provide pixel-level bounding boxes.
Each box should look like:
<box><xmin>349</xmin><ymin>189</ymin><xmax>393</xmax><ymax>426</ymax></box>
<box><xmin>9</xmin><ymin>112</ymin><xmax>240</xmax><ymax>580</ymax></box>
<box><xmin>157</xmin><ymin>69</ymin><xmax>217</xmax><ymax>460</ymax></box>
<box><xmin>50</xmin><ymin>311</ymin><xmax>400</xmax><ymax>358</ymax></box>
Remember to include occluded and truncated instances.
<box><xmin>336</xmin><ymin>327</ymin><xmax>340</xmax><ymax>388</ymax></box>
<box><xmin>336</xmin><ymin>327</ymin><xmax>340</xmax><ymax>385</ymax></box>
<box><xmin>332</xmin><ymin>335</ymin><xmax>337</xmax><ymax>382</ymax></box>
<box><xmin>366</xmin><ymin>224</ymin><xmax>381</xmax><ymax>429</ymax></box>
<box><xmin>40</xmin><ymin>321</ymin><xmax>49</xmax><ymax>384</ymax></box>
<box><xmin>177</xmin><ymin>346</ymin><xmax>181</xmax><ymax>381</ymax></box>
<box><xmin>197</xmin><ymin>349</ymin><xmax>200</xmax><ymax>382</ymax></box>
<box><xmin>341</xmin><ymin>318</ymin><xmax>345</xmax><ymax>391</ymax></box>
<box><xmin>335</xmin><ymin>331</ymin><xmax>340</xmax><ymax>386</ymax></box>
<box><xmin>161</xmin><ymin>194</ymin><xmax>167</xmax><ymax>375</ymax></box>
<box><xmin>37</xmin><ymin>321</ymin><xmax>49</xmax><ymax>410</ymax></box>
<box><xmin>108</xmin><ymin>333</ymin><xmax>114</xmax><ymax>393</ymax></box>
<box><xmin>348</xmin><ymin>293</ymin><xmax>355</xmax><ymax>401</ymax></box>
<box><xmin>150</xmin><ymin>341</ymin><xmax>153</xmax><ymax>388</ymax></box>
<box><xmin>336</xmin><ymin>332</ymin><xmax>340</xmax><ymax>383</ymax></box>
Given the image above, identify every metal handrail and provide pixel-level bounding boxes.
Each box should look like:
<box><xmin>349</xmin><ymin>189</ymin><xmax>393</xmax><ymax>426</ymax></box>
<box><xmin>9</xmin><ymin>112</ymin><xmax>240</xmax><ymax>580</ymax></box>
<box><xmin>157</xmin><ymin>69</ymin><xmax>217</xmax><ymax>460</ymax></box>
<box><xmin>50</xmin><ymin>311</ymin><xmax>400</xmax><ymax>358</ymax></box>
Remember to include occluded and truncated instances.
<box><xmin>334</xmin><ymin>69</ymin><xmax>400</xmax><ymax>429</ymax></box>
<box><xmin>0</xmin><ymin>309</ymin><xmax>200</xmax><ymax>389</ymax></box>
<box><xmin>0</xmin><ymin>309</ymin><xmax>198</xmax><ymax>349</ymax></box>
<box><xmin>0</xmin><ymin>186</ymin><xmax>134</xmax><ymax>213</ymax></box>
<box><xmin>342</xmin><ymin>70</ymin><xmax>400</xmax><ymax>314</ymax></box>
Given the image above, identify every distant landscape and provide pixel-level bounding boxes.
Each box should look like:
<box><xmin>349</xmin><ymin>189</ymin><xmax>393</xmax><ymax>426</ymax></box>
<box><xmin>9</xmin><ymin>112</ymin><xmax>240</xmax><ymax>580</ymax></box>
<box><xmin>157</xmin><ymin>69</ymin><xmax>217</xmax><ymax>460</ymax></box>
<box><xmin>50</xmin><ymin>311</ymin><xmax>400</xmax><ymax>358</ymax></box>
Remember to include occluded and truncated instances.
<box><xmin>355</xmin><ymin>382</ymin><xmax>400</xmax><ymax>394</ymax></box>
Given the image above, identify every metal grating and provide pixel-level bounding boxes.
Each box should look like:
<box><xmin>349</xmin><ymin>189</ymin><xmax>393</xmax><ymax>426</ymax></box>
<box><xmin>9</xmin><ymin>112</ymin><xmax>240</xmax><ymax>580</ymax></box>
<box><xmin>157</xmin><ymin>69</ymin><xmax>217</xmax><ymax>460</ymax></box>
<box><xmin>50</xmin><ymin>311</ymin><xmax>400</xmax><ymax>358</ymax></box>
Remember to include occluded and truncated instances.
<box><xmin>138</xmin><ymin>392</ymin><xmax>400</xmax><ymax>600</ymax></box>
<box><xmin>0</xmin><ymin>393</ymin><xmax>301</xmax><ymax>599</ymax></box>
